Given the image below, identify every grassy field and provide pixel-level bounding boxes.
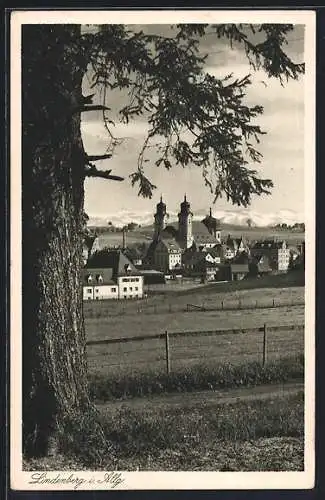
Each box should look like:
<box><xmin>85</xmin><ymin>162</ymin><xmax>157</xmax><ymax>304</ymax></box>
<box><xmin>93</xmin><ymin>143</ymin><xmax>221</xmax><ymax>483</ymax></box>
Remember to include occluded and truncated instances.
<box><xmin>100</xmin><ymin>390</ymin><xmax>304</xmax><ymax>471</ymax></box>
<box><xmin>86</xmin><ymin>318</ymin><xmax>304</xmax><ymax>376</ymax></box>
<box><xmin>84</xmin><ymin>281</ymin><xmax>305</xmax><ymax>318</ymax></box>
<box><xmin>93</xmin><ymin>224</ymin><xmax>305</xmax><ymax>248</ymax></box>
<box><xmin>25</xmin><ymin>389</ymin><xmax>304</xmax><ymax>471</ymax></box>
<box><xmin>85</xmin><ymin>284</ymin><xmax>305</xmax><ymax>376</ymax></box>
<box><xmin>88</xmin><ymin>354</ymin><xmax>304</xmax><ymax>401</ymax></box>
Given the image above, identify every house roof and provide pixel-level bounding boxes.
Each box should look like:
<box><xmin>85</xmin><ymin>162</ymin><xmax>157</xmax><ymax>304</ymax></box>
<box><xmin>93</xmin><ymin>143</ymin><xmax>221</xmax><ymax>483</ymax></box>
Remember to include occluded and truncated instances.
<box><xmin>208</xmin><ymin>244</ymin><xmax>226</xmax><ymax>257</ymax></box>
<box><xmin>252</xmin><ymin>240</ymin><xmax>287</xmax><ymax>250</ymax></box>
<box><xmin>230</xmin><ymin>263</ymin><xmax>249</xmax><ymax>273</ymax></box>
<box><xmin>81</xmin><ymin>268</ymin><xmax>115</xmax><ymax>286</ymax></box>
<box><xmin>183</xmin><ymin>252</ymin><xmax>206</xmax><ymax>267</ymax></box>
<box><xmin>253</xmin><ymin>255</ymin><xmax>272</xmax><ymax>272</ymax></box>
<box><xmin>87</xmin><ymin>250</ymin><xmax>140</xmax><ymax>278</ymax></box>
<box><xmin>159</xmin><ymin>238</ymin><xmax>182</xmax><ymax>252</ymax></box>
<box><xmin>232</xmin><ymin>252</ymin><xmax>250</xmax><ymax>265</ymax></box>
<box><xmin>124</xmin><ymin>247</ymin><xmax>144</xmax><ymax>260</ymax></box>
<box><xmin>168</xmin><ymin>220</ymin><xmax>220</xmax><ymax>243</ymax></box>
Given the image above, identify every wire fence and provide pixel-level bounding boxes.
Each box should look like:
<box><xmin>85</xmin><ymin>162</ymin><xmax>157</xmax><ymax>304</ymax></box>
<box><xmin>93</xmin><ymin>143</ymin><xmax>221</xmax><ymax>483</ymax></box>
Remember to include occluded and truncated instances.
<box><xmin>84</xmin><ymin>297</ymin><xmax>305</xmax><ymax>319</ymax></box>
<box><xmin>86</xmin><ymin>323</ymin><xmax>304</xmax><ymax>376</ymax></box>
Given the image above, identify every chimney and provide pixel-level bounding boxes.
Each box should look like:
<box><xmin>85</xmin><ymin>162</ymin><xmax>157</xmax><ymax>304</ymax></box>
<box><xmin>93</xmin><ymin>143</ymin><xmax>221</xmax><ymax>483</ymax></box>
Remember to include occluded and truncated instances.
<box><xmin>122</xmin><ymin>227</ymin><xmax>126</xmax><ymax>251</ymax></box>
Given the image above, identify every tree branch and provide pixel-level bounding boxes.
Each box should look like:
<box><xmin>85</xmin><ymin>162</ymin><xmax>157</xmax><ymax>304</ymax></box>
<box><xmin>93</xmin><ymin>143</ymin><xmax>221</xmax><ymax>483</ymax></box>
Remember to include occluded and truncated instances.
<box><xmin>86</xmin><ymin>153</ymin><xmax>112</xmax><ymax>162</ymax></box>
<box><xmin>84</xmin><ymin>164</ymin><xmax>124</xmax><ymax>181</ymax></box>
<box><xmin>75</xmin><ymin>104</ymin><xmax>111</xmax><ymax>114</ymax></box>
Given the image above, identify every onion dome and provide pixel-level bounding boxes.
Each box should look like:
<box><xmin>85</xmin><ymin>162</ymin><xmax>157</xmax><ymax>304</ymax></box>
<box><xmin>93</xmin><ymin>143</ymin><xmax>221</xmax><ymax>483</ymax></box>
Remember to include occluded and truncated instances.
<box><xmin>180</xmin><ymin>194</ymin><xmax>192</xmax><ymax>215</ymax></box>
<box><xmin>156</xmin><ymin>195</ymin><xmax>167</xmax><ymax>214</ymax></box>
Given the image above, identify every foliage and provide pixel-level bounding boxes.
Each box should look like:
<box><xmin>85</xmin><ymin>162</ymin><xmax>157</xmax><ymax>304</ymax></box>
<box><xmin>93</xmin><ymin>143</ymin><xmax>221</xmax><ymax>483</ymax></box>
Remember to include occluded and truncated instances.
<box><xmin>88</xmin><ymin>354</ymin><xmax>304</xmax><ymax>401</ymax></box>
<box><xmin>79</xmin><ymin>23</ymin><xmax>304</xmax><ymax>206</ymax></box>
<box><xmin>102</xmin><ymin>391</ymin><xmax>304</xmax><ymax>456</ymax></box>
<box><xmin>23</xmin><ymin>391</ymin><xmax>304</xmax><ymax>471</ymax></box>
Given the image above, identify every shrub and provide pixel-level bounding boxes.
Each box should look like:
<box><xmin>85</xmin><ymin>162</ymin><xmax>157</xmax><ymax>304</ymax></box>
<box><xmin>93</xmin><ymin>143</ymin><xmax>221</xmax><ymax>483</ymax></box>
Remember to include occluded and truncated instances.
<box><xmin>88</xmin><ymin>354</ymin><xmax>304</xmax><ymax>402</ymax></box>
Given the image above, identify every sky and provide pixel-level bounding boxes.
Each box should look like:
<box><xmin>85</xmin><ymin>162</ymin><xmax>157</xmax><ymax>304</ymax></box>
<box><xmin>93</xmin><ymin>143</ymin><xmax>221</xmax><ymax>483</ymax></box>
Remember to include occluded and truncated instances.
<box><xmin>81</xmin><ymin>24</ymin><xmax>305</xmax><ymax>225</ymax></box>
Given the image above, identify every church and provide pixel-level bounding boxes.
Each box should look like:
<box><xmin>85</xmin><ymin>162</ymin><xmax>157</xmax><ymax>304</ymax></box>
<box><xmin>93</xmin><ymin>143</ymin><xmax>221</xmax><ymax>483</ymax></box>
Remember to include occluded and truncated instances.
<box><xmin>146</xmin><ymin>195</ymin><xmax>222</xmax><ymax>273</ymax></box>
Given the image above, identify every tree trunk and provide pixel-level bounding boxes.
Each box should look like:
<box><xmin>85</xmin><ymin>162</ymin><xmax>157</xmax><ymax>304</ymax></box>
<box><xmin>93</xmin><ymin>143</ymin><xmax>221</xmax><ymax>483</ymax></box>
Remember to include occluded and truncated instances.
<box><xmin>22</xmin><ymin>25</ymin><xmax>95</xmax><ymax>457</ymax></box>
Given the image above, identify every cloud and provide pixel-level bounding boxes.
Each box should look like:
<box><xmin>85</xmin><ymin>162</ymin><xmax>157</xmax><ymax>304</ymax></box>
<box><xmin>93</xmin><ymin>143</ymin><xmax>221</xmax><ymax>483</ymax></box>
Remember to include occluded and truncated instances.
<box><xmin>81</xmin><ymin>28</ymin><xmax>305</xmax><ymax>219</ymax></box>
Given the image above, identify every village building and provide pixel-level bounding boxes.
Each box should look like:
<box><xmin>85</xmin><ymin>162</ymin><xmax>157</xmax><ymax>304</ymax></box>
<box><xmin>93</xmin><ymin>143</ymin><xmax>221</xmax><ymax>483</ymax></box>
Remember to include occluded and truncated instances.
<box><xmin>124</xmin><ymin>246</ymin><xmax>144</xmax><ymax>268</ymax></box>
<box><xmin>250</xmin><ymin>239</ymin><xmax>290</xmax><ymax>272</ymax></box>
<box><xmin>228</xmin><ymin>263</ymin><xmax>250</xmax><ymax>281</ymax></box>
<box><xmin>151</xmin><ymin>239</ymin><xmax>182</xmax><ymax>273</ymax></box>
<box><xmin>146</xmin><ymin>195</ymin><xmax>222</xmax><ymax>272</ymax></box>
<box><xmin>223</xmin><ymin>235</ymin><xmax>250</xmax><ymax>261</ymax></box>
<box><xmin>249</xmin><ymin>254</ymin><xmax>273</xmax><ymax>277</ymax></box>
<box><xmin>182</xmin><ymin>251</ymin><xmax>222</xmax><ymax>281</ymax></box>
<box><xmin>83</xmin><ymin>250</ymin><xmax>144</xmax><ymax>300</ymax></box>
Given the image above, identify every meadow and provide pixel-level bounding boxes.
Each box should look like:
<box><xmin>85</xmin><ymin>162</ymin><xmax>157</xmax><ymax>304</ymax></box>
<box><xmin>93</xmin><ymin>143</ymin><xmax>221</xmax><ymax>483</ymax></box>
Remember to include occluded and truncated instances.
<box><xmin>92</xmin><ymin>224</ymin><xmax>305</xmax><ymax>248</ymax></box>
<box><xmin>85</xmin><ymin>285</ymin><xmax>305</xmax><ymax>376</ymax></box>
<box><xmin>25</xmin><ymin>389</ymin><xmax>304</xmax><ymax>471</ymax></box>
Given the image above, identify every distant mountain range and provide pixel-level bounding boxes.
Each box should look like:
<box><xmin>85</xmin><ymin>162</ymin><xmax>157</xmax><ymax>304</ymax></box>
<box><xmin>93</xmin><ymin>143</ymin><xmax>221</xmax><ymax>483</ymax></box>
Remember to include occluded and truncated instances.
<box><xmin>87</xmin><ymin>208</ymin><xmax>304</xmax><ymax>229</ymax></box>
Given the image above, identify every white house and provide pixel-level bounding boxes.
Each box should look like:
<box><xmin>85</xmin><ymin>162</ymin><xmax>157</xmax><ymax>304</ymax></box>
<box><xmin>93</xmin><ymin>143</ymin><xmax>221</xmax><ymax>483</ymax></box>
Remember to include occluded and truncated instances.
<box><xmin>82</xmin><ymin>268</ymin><xmax>118</xmax><ymax>300</ymax></box>
<box><xmin>82</xmin><ymin>250</ymin><xmax>144</xmax><ymax>300</ymax></box>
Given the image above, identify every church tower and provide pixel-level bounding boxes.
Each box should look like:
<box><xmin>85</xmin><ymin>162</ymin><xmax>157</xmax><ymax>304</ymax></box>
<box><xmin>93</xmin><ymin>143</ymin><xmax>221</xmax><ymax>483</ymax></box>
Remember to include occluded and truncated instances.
<box><xmin>178</xmin><ymin>194</ymin><xmax>194</xmax><ymax>249</ymax></box>
<box><xmin>202</xmin><ymin>207</ymin><xmax>221</xmax><ymax>242</ymax></box>
<box><xmin>153</xmin><ymin>196</ymin><xmax>168</xmax><ymax>241</ymax></box>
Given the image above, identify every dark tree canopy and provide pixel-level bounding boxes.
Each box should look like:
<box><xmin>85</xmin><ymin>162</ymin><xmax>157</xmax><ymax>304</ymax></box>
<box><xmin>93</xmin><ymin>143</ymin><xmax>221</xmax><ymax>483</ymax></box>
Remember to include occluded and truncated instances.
<box><xmin>79</xmin><ymin>23</ymin><xmax>304</xmax><ymax>205</ymax></box>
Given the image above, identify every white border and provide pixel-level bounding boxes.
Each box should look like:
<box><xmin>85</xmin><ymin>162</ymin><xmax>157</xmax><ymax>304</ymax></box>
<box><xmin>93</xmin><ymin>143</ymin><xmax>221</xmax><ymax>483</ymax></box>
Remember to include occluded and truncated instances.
<box><xmin>10</xmin><ymin>9</ymin><xmax>316</xmax><ymax>491</ymax></box>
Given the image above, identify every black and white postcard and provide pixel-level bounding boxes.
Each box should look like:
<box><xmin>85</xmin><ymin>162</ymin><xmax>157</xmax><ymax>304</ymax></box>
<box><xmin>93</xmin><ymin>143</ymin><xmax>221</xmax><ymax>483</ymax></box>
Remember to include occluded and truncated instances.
<box><xmin>10</xmin><ymin>9</ymin><xmax>316</xmax><ymax>491</ymax></box>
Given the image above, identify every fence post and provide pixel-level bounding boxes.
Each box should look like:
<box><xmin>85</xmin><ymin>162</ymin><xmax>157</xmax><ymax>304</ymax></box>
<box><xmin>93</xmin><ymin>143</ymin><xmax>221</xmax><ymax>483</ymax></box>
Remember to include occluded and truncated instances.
<box><xmin>262</xmin><ymin>323</ymin><xmax>267</xmax><ymax>366</ymax></box>
<box><xmin>273</xmin><ymin>298</ymin><xmax>275</xmax><ymax>307</ymax></box>
<box><xmin>221</xmin><ymin>300</ymin><xmax>224</xmax><ymax>310</ymax></box>
<box><xmin>165</xmin><ymin>330</ymin><xmax>171</xmax><ymax>374</ymax></box>
<box><xmin>239</xmin><ymin>299</ymin><xmax>241</xmax><ymax>310</ymax></box>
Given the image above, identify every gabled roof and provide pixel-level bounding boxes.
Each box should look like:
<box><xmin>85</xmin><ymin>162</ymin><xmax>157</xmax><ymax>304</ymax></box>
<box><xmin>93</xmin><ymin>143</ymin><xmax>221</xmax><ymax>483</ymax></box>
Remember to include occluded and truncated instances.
<box><xmin>124</xmin><ymin>247</ymin><xmax>144</xmax><ymax>260</ymax></box>
<box><xmin>232</xmin><ymin>252</ymin><xmax>250</xmax><ymax>265</ymax></box>
<box><xmin>81</xmin><ymin>268</ymin><xmax>115</xmax><ymax>286</ymax></box>
<box><xmin>253</xmin><ymin>255</ymin><xmax>272</xmax><ymax>272</ymax></box>
<box><xmin>87</xmin><ymin>250</ymin><xmax>140</xmax><ymax>278</ymax></box>
<box><xmin>208</xmin><ymin>243</ymin><xmax>226</xmax><ymax>257</ymax></box>
<box><xmin>158</xmin><ymin>238</ymin><xmax>182</xmax><ymax>252</ymax></box>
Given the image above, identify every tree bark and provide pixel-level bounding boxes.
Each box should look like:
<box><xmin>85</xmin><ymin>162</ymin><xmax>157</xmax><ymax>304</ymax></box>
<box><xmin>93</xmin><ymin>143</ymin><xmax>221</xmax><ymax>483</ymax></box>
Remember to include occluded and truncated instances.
<box><xmin>22</xmin><ymin>25</ymin><xmax>95</xmax><ymax>457</ymax></box>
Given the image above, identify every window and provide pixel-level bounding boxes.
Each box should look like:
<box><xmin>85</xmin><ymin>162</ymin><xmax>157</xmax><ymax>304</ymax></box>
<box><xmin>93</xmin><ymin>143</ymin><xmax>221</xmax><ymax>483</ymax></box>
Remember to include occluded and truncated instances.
<box><xmin>87</xmin><ymin>288</ymin><xmax>92</xmax><ymax>293</ymax></box>
<box><xmin>135</xmin><ymin>287</ymin><xmax>138</xmax><ymax>291</ymax></box>
<box><xmin>129</xmin><ymin>287</ymin><xmax>133</xmax><ymax>291</ymax></box>
<box><xmin>124</xmin><ymin>296</ymin><xmax>127</xmax><ymax>299</ymax></box>
<box><xmin>95</xmin><ymin>288</ymin><xmax>99</xmax><ymax>292</ymax></box>
<box><xmin>111</xmin><ymin>287</ymin><xmax>116</xmax><ymax>292</ymax></box>
<box><xmin>123</xmin><ymin>287</ymin><xmax>127</xmax><ymax>292</ymax></box>
<box><xmin>135</xmin><ymin>278</ymin><xmax>139</xmax><ymax>282</ymax></box>
<box><xmin>87</xmin><ymin>276</ymin><xmax>92</xmax><ymax>283</ymax></box>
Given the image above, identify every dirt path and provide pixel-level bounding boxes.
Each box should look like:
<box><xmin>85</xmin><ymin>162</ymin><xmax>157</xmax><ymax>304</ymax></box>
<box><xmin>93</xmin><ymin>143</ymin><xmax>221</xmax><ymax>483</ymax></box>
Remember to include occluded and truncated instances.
<box><xmin>97</xmin><ymin>380</ymin><xmax>304</xmax><ymax>412</ymax></box>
